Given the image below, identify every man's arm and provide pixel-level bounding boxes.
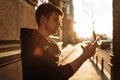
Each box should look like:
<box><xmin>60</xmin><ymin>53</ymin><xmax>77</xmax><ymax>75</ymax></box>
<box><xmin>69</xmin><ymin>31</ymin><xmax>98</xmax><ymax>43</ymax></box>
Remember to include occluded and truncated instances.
<box><xmin>69</xmin><ymin>43</ymin><xmax>97</xmax><ymax>73</ymax></box>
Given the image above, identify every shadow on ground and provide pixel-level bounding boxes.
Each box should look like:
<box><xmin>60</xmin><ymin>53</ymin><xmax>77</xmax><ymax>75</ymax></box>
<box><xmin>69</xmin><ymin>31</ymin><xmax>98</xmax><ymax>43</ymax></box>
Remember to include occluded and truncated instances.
<box><xmin>89</xmin><ymin>58</ymin><xmax>109</xmax><ymax>80</ymax></box>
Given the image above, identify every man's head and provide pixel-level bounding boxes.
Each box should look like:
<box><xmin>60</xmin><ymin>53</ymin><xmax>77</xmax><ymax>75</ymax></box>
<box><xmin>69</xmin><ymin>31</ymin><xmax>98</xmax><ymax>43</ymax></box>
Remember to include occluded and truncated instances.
<box><xmin>35</xmin><ymin>3</ymin><xmax>63</xmax><ymax>34</ymax></box>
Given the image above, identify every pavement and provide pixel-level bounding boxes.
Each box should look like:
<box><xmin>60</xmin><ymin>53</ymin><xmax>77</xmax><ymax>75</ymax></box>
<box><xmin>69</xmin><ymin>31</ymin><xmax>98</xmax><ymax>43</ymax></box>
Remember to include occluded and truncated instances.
<box><xmin>59</xmin><ymin>43</ymin><xmax>109</xmax><ymax>80</ymax></box>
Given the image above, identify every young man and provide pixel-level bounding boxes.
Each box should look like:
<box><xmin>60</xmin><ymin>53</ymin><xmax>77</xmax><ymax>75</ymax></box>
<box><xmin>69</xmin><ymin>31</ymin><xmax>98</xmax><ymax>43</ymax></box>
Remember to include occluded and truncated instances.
<box><xmin>20</xmin><ymin>3</ymin><xmax>97</xmax><ymax>80</ymax></box>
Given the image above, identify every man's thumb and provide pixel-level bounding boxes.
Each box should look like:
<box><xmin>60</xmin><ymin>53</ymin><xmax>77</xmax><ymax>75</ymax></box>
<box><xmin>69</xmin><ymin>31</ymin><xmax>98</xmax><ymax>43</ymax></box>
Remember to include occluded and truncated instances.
<box><xmin>81</xmin><ymin>45</ymin><xmax>84</xmax><ymax>50</ymax></box>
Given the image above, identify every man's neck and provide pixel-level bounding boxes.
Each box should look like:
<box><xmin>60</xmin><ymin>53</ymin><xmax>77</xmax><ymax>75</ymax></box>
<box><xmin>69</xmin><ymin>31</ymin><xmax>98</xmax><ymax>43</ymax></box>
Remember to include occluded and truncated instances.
<box><xmin>38</xmin><ymin>27</ymin><xmax>50</xmax><ymax>39</ymax></box>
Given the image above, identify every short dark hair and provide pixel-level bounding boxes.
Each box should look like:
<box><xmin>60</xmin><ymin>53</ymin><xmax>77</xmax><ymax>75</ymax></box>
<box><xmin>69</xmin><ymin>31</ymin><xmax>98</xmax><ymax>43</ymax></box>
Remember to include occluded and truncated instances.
<box><xmin>35</xmin><ymin>3</ymin><xmax>63</xmax><ymax>26</ymax></box>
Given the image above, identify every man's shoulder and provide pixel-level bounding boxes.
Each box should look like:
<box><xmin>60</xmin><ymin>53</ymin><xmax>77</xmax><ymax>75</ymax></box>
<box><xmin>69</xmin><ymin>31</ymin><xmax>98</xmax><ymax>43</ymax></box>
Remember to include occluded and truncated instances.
<box><xmin>20</xmin><ymin>28</ymin><xmax>37</xmax><ymax>42</ymax></box>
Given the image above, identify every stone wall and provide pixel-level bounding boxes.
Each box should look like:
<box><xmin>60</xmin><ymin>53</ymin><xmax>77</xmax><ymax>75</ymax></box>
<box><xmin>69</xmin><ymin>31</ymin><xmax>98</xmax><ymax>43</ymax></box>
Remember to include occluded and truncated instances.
<box><xmin>0</xmin><ymin>0</ymin><xmax>38</xmax><ymax>80</ymax></box>
<box><xmin>0</xmin><ymin>61</ymin><xmax>22</xmax><ymax>80</ymax></box>
<box><xmin>0</xmin><ymin>0</ymin><xmax>37</xmax><ymax>40</ymax></box>
<box><xmin>111</xmin><ymin>0</ymin><xmax>120</xmax><ymax>80</ymax></box>
<box><xmin>0</xmin><ymin>50</ymin><xmax>22</xmax><ymax>80</ymax></box>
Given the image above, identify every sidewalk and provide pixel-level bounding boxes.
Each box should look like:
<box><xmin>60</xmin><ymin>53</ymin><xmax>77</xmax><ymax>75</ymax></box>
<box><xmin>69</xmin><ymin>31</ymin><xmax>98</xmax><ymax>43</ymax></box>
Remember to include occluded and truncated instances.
<box><xmin>60</xmin><ymin>43</ymin><xmax>108</xmax><ymax>80</ymax></box>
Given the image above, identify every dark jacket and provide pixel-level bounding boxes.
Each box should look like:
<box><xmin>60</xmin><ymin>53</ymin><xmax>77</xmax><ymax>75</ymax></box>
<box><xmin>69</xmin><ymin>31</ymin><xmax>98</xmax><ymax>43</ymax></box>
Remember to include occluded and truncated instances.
<box><xmin>20</xmin><ymin>28</ymin><xmax>73</xmax><ymax>80</ymax></box>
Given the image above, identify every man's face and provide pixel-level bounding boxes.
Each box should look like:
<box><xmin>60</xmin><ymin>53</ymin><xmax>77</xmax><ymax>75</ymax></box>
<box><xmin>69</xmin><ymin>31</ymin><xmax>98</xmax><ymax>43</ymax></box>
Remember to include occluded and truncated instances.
<box><xmin>45</xmin><ymin>12</ymin><xmax>61</xmax><ymax>34</ymax></box>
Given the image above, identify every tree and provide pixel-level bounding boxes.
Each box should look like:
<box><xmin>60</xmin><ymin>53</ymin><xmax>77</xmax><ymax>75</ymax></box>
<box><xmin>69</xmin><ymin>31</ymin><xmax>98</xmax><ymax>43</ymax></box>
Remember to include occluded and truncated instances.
<box><xmin>82</xmin><ymin>0</ymin><xmax>103</xmax><ymax>41</ymax></box>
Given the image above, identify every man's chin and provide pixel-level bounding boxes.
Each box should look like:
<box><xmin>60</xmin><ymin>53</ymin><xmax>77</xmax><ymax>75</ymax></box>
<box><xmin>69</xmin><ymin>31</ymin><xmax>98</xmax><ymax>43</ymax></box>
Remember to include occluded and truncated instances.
<box><xmin>51</xmin><ymin>30</ymin><xmax>58</xmax><ymax>35</ymax></box>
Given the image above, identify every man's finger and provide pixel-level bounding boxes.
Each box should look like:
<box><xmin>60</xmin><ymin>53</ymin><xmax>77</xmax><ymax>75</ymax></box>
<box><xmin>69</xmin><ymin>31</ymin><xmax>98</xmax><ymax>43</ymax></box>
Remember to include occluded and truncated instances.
<box><xmin>81</xmin><ymin>45</ymin><xmax>84</xmax><ymax>49</ymax></box>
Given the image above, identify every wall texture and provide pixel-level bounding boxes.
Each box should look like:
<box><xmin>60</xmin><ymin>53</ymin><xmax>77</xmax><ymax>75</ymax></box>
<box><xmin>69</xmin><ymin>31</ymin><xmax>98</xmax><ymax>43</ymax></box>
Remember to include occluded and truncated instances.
<box><xmin>0</xmin><ymin>0</ymin><xmax>38</xmax><ymax>80</ymax></box>
<box><xmin>0</xmin><ymin>0</ymin><xmax>37</xmax><ymax>40</ymax></box>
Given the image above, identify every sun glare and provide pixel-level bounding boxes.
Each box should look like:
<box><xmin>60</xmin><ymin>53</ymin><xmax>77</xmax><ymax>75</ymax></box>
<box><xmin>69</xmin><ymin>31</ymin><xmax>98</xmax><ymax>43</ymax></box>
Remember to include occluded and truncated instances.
<box><xmin>74</xmin><ymin>21</ymin><xmax>92</xmax><ymax>39</ymax></box>
<box><xmin>73</xmin><ymin>0</ymin><xmax>113</xmax><ymax>39</ymax></box>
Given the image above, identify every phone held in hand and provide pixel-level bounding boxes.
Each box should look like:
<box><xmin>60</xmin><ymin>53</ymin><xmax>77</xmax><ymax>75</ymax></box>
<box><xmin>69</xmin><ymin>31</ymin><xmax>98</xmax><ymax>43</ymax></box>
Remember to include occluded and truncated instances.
<box><xmin>92</xmin><ymin>37</ymin><xmax>99</xmax><ymax>45</ymax></box>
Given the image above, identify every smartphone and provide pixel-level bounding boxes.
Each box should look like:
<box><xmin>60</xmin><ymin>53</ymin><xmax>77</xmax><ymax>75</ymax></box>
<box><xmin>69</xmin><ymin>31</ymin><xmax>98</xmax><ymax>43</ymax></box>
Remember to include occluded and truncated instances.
<box><xmin>92</xmin><ymin>37</ymin><xmax>99</xmax><ymax>45</ymax></box>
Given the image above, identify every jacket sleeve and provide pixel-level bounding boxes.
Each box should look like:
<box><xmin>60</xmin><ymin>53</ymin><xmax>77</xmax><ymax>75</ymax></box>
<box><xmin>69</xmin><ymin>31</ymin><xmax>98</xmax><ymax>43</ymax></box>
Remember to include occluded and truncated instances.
<box><xmin>58</xmin><ymin>64</ymin><xmax>74</xmax><ymax>80</ymax></box>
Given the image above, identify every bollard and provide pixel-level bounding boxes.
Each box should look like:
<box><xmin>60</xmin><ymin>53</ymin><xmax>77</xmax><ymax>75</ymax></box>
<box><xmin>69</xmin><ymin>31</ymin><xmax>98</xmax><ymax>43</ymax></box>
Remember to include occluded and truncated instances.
<box><xmin>96</xmin><ymin>55</ymin><xmax>98</xmax><ymax>66</ymax></box>
<box><xmin>101</xmin><ymin>57</ymin><xmax>104</xmax><ymax>73</ymax></box>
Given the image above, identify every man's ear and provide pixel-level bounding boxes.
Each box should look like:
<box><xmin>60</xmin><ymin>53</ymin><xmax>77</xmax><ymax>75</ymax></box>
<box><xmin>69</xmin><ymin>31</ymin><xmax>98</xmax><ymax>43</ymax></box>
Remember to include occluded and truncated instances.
<box><xmin>40</xmin><ymin>15</ymin><xmax>48</xmax><ymax>23</ymax></box>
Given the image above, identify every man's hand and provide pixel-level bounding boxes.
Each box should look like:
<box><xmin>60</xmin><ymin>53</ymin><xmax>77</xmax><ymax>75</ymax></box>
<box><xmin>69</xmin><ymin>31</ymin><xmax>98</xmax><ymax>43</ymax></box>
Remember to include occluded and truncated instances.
<box><xmin>81</xmin><ymin>43</ymin><xmax>97</xmax><ymax>59</ymax></box>
<box><xmin>70</xmin><ymin>43</ymin><xmax>97</xmax><ymax>73</ymax></box>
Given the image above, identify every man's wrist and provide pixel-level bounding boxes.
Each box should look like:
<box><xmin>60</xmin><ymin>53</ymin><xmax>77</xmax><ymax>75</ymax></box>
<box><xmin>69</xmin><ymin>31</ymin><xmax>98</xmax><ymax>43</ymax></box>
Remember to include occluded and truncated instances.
<box><xmin>80</xmin><ymin>53</ymin><xmax>89</xmax><ymax>60</ymax></box>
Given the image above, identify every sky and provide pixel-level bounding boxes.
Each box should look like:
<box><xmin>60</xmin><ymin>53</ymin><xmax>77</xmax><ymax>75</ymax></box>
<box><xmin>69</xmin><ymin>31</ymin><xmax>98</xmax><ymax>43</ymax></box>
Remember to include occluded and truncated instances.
<box><xmin>73</xmin><ymin>0</ymin><xmax>113</xmax><ymax>39</ymax></box>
